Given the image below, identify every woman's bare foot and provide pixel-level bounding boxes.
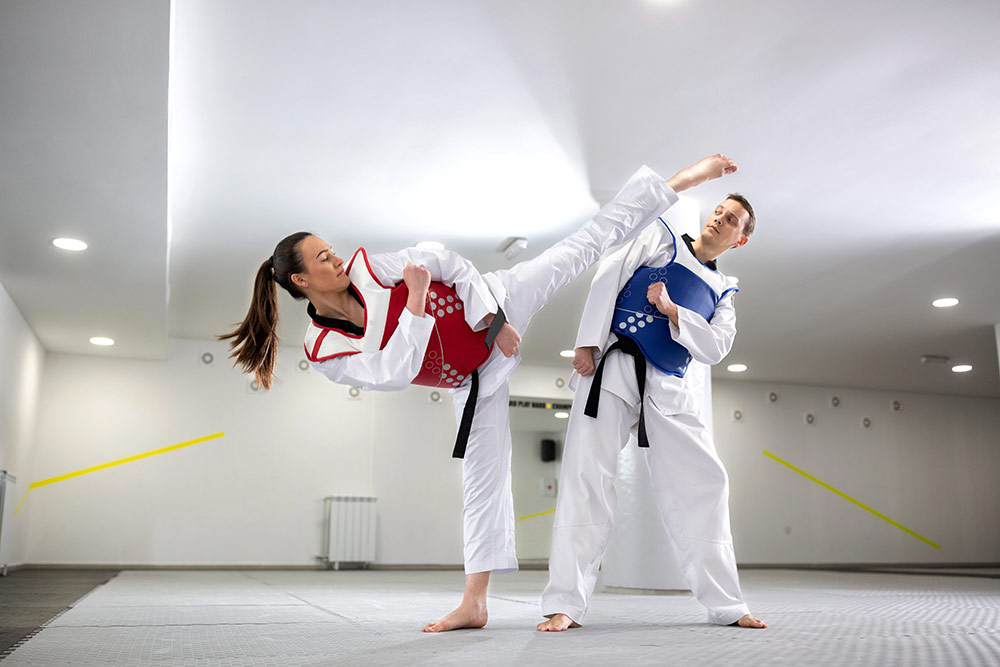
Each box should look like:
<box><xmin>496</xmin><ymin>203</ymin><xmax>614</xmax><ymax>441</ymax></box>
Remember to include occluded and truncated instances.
<box><xmin>732</xmin><ymin>613</ymin><xmax>767</xmax><ymax>628</ymax></box>
<box><xmin>423</xmin><ymin>572</ymin><xmax>490</xmax><ymax>633</ymax></box>
<box><xmin>667</xmin><ymin>154</ymin><xmax>738</xmax><ymax>193</ymax></box>
<box><xmin>536</xmin><ymin>613</ymin><xmax>580</xmax><ymax>632</ymax></box>
<box><xmin>422</xmin><ymin>601</ymin><xmax>488</xmax><ymax>632</ymax></box>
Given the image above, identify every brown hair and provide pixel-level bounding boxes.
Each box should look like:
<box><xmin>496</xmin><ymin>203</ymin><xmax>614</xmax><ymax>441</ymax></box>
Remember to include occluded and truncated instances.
<box><xmin>218</xmin><ymin>231</ymin><xmax>313</xmax><ymax>390</ymax></box>
<box><xmin>726</xmin><ymin>193</ymin><xmax>756</xmax><ymax>237</ymax></box>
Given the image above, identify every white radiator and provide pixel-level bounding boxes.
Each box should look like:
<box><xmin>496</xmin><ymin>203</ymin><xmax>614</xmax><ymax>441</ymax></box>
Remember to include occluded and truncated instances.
<box><xmin>320</xmin><ymin>496</ymin><xmax>377</xmax><ymax>570</ymax></box>
<box><xmin>0</xmin><ymin>471</ymin><xmax>16</xmax><ymax>576</ymax></box>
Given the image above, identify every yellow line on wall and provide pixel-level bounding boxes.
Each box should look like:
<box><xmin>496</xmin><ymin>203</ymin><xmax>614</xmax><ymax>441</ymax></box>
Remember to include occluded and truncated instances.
<box><xmin>519</xmin><ymin>508</ymin><xmax>556</xmax><ymax>521</ymax></box>
<box><xmin>13</xmin><ymin>432</ymin><xmax>226</xmax><ymax>517</ymax></box>
<box><xmin>763</xmin><ymin>449</ymin><xmax>940</xmax><ymax>550</ymax></box>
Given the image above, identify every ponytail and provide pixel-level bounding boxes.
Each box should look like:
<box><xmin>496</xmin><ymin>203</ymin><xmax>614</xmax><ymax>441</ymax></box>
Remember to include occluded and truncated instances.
<box><xmin>219</xmin><ymin>231</ymin><xmax>314</xmax><ymax>390</ymax></box>
<box><xmin>219</xmin><ymin>259</ymin><xmax>281</xmax><ymax>389</ymax></box>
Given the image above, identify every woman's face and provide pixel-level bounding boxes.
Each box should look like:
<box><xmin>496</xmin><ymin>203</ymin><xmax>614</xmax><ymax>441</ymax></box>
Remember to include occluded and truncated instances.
<box><xmin>292</xmin><ymin>235</ymin><xmax>351</xmax><ymax>294</ymax></box>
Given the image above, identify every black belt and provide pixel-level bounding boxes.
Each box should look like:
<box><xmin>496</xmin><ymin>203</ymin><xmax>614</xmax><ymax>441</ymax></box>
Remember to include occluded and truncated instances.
<box><xmin>452</xmin><ymin>306</ymin><xmax>507</xmax><ymax>458</ymax></box>
<box><xmin>584</xmin><ymin>336</ymin><xmax>650</xmax><ymax>448</ymax></box>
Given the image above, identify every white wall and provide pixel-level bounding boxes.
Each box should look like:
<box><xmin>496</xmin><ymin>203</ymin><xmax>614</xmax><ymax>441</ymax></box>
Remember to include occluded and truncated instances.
<box><xmin>0</xmin><ymin>280</ymin><xmax>46</xmax><ymax>567</ymax></box>
<box><xmin>22</xmin><ymin>339</ymin><xmax>1000</xmax><ymax>567</ymax></box>
<box><xmin>714</xmin><ymin>379</ymin><xmax>1000</xmax><ymax>564</ymax></box>
<box><xmin>24</xmin><ymin>340</ymin><xmax>573</xmax><ymax>567</ymax></box>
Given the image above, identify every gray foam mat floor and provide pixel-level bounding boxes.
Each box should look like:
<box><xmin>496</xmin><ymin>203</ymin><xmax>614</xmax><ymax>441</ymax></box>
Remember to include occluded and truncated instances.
<box><xmin>0</xmin><ymin>569</ymin><xmax>118</xmax><ymax>659</ymax></box>
<box><xmin>1</xmin><ymin>569</ymin><xmax>998</xmax><ymax>666</ymax></box>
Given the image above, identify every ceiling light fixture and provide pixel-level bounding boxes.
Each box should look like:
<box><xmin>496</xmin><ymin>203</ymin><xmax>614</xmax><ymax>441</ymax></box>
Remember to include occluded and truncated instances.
<box><xmin>89</xmin><ymin>337</ymin><xmax>115</xmax><ymax>346</ymax></box>
<box><xmin>554</xmin><ymin>412</ymin><xmax>569</xmax><ymax>419</ymax></box>
<box><xmin>727</xmin><ymin>364</ymin><xmax>748</xmax><ymax>373</ymax></box>
<box><xmin>920</xmin><ymin>355</ymin><xmax>949</xmax><ymax>365</ymax></box>
<box><xmin>559</xmin><ymin>350</ymin><xmax>575</xmax><ymax>358</ymax></box>
<box><xmin>501</xmin><ymin>237</ymin><xmax>528</xmax><ymax>260</ymax></box>
<box><xmin>951</xmin><ymin>364</ymin><xmax>973</xmax><ymax>373</ymax></box>
<box><xmin>932</xmin><ymin>297</ymin><xmax>959</xmax><ymax>308</ymax></box>
<box><xmin>52</xmin><ymin>238</ymin><xmax>88</xmax><ymax>251</ymax></box>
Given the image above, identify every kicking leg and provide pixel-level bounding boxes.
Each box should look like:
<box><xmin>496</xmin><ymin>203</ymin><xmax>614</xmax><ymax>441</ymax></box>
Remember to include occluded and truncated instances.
<box><xmin>490</xmin><ymin>166</ymin><xmax>678</xmax><ymax>333</ymax></box>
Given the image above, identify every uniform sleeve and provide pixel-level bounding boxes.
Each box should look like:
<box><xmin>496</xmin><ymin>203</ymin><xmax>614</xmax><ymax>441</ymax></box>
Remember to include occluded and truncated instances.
<box><xmin>368</xmin><ymin>248</ymin><xmax>500</xmax><ymax>332</ymax></box>
<box><xmin>575</xmin><ymin>223</ymin><xmax>670</xmax><ymax>351</ymax></box>
<box><xmin>668</xmin><ymin>290</ymin><xmax>737</xmax><ymax>365</ymax></box>
<box><xmin>310</xmin><ymin>309</ymin><xmax>435</xmax><ymax>391</ymax></box>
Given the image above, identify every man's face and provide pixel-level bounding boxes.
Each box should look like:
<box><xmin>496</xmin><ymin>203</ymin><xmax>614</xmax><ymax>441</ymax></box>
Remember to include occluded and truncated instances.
<box><xmin>700</xmin><ymin>199</ymin><xmax>750</xmax><ymax>252</ymax></box>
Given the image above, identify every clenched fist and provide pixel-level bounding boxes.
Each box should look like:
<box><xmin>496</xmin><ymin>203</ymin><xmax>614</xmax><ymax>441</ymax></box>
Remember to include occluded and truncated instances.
<box><xmin>402</xmin><ymin>264</ymin><xmax>432</xmax><ymax>293</ymax></box>
<box><xmin>573</xmin><ymin>346</ymin><xmax>598</xmax><ymax>376</ymax></box>
<box><xmin>647</xmin><ymin>281</ymin><xmax>679</xmax><ymax>325</ymax></box>
<box><xmin>402</xmin><ymin>264</ymin><xmax>432</xmax><ymax>317</ymax></box>
<box><xmin>494</xmin><ymin>322</ymin><xmax>521</xmax><ymax>358</ymax></box>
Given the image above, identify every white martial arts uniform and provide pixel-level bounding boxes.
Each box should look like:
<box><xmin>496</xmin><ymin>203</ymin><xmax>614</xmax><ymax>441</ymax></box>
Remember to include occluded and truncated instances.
<box><xmin>541</xmin><ymin>218</ymin><xmax>750</xmax><ymax>625</ymax></box>
<box><xmin>310</xmin><ymin>166</ymin><xmax>680</xmax><ymax>575</ymax></box>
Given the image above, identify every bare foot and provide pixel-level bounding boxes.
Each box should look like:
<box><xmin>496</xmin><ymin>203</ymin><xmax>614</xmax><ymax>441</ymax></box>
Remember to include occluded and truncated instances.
<box><xmin>732</xmin><ymin>613</ymin><xmax>767</xmax><ymax>628</ymax></box>
<box><xmin>422</xmin><ymin>602</ymin><xmax>488</xmax><ymax>633</ymax></box>
<box><xmin>667</xmin><ymin>154</ymin><xmax>738</xmax><ymax>193</ymax></box>
<box><xmin>536</xmin><ymin>614</ymin><xmax>581</xmax><ymax>632</ymax></box>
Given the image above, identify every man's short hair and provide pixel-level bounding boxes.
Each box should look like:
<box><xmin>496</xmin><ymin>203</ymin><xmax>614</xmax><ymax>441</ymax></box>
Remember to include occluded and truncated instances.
<box><xmin>726</xmin><ymin>193</ymin><xmax>755</xmax><ymax>237</ymax></box>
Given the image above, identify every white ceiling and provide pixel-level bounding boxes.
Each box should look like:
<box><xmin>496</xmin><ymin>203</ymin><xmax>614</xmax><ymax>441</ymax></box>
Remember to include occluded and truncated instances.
<box><xmin>1</xmin><ymin>0</ymin><xmax>998</xmax><ymax>397</ymax></box>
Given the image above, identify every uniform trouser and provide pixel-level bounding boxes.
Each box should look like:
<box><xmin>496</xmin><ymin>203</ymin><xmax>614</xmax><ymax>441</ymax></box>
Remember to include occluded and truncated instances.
<box><xmin>540</xmin><ymin>372</ymin><xmax>750</xmax><ymax>625</ymax></box>
<box><xmin>450</xmin><ymin>205</ymin><xmax>654</xmax><ymax>575</ymax></box>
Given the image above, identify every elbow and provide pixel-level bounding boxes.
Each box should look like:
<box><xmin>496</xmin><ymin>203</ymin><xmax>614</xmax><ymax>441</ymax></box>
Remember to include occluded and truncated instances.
<box><xmin>693</xmin><ymin>349</ymin><xmax>726</xmax><ymax>366</ymax></box>
<box><xmin>702</xmin><ymin>340</ymin><xmax>735</xmax><ymax>366</ymax></box>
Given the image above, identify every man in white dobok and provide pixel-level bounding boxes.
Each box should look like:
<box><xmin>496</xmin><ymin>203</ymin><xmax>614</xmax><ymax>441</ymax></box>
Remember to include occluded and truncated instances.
<box><xmin>538</xmin><ymin>183</ymin><xmax>767</xmax><ymax>631</ymax></box>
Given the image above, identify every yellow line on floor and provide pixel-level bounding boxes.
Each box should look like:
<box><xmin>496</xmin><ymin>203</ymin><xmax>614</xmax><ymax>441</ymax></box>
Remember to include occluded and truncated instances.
<box><xmin>13</xmin><ymin>432</ymin><xmax>226</xmax><ymax>517</ymax></box>
<box><xmin>763</xmin><ymin>449</ymin><xmax>940</xmax><ymax>550</ymax></box>
<box><xmin>519</xmin><ymin>508</ymin><xmax>556</xmax><ymax>521</ymax></box>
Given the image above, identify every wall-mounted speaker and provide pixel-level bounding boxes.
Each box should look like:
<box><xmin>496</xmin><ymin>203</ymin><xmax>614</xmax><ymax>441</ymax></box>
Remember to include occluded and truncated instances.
<box><xmin>541</xmin><ymin>439</ymin><xmax>556</xmax><ymax>462</ymax></box>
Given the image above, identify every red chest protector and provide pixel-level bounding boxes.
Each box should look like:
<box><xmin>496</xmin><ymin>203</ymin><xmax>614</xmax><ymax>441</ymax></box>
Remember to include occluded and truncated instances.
<box><xmin>303</xmin><ymin>248</ymin><xmax>494</xmax><ymax>388</ymax></box>
<box><xmin>381</xmin><ymin>281</ymin><xmax>492</xmax><ymax>388</ymax></box>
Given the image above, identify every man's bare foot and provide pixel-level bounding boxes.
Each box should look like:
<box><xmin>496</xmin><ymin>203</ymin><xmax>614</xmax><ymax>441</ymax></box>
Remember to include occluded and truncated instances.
<box><xmin>667</xmin><ymin>154</ymin><xmax>738</xmax><ymax>193</ymax></box>
<box><xmin>422</xmin><ymin>602</ymin><xmax>488</xmax><ymax>633</ymax></box>
<box><xmin>732</xmin><ymin>613</ymin><xmax>767</xmax><ymax>628</ymax></box>
<box><xmin>536</xmin><ymin>614</ymin><xmax>580</xmax><ymax>632</ymax></box>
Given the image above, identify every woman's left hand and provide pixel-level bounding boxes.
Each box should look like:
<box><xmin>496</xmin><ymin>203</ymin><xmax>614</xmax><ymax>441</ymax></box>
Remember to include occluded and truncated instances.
<box><xmin>494</xmin><ymin>322</ymin><xmax>521</xmax><ymax>358</ymax></box>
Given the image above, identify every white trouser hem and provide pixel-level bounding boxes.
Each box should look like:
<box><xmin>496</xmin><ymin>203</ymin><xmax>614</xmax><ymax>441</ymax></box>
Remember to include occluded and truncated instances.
<box><xmin>465</xmin><ymin>557</ymin><xmax>519</xmax><ymax>576</ymax></box>
<box><xmin>540</xmin><ymin>605</ymin><xmax>586</xmax><ymax>625</ymax></box>
<box><xmin>709</xmin><ymin>604</ymin><xmax>751</xmax><ymax>626</ymax></box>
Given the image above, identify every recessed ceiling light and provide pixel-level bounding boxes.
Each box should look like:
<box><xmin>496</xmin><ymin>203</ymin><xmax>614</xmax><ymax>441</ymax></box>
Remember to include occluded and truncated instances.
<box><xmin>727</xmin><ymin>363</ymin><xmax>748</xmax><ymax>373</ymax></box>
<box><xmin>554</xmin><ymin>411</ymin><xmax>569</xmax><ymax>419</ymax></box>
<box><xmin>951</xmin><ymin>364</ymin><xmax>973</xmax><ymax>373</ymax></box>
<box><xmin>932</xmin><ymin>297</ymin><xmax>959</xmax><ymax>308</ymax></box>
<box><xmin>559</xmin><ymin>350</ymin><xmax>575</xmax><ymax>358</ymax></box>
<box><xmin>52</xmin><ymin>238</ymin><xmax>88</xmax><ymax>251</ymax></box>
<box><xmin>415</xmin><ymin>241</ymin><xmax>445</xmax><ymax>251</ymax></box>
<box><xmin>89</xmin><ymin>337</ymin><xmax>115</xmax><ymax>346</ymax></box>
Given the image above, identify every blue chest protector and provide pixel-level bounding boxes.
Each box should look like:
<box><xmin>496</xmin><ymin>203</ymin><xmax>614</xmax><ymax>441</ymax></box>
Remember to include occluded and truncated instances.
<box><xmin>587</xmin><ymin>220</ymin><xmax>738</xmax><ymax>448</ymax></box>
<box><xmin>612</xmin><ymin>261</ymin><xmax>727</xmax><ymax>377</ymax></box>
